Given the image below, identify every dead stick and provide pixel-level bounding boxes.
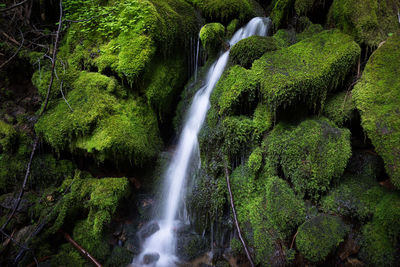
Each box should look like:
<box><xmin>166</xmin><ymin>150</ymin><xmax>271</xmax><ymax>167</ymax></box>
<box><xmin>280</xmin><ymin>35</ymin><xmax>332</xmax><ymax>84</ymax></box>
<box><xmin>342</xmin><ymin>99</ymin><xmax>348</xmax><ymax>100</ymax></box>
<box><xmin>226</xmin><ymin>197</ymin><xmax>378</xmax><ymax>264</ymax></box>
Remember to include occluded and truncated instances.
<box><xmin>224</xmin><ymin>159</ymin><xmax>255</xmax><ymax>267</ymax></box>
<box><xmin>290</xmin><ymin>230</ymin><xmax>298</xmax><ymax>249</ymax></box>
<box><xmin>0</xmin><ymin>0</ymin><xmax>29</xmax><ymax>12</ymax></box>
<box><xmin>62</xmin><ymin>231</ymin><xmax>103</xmax><ymax>267</ymax></box>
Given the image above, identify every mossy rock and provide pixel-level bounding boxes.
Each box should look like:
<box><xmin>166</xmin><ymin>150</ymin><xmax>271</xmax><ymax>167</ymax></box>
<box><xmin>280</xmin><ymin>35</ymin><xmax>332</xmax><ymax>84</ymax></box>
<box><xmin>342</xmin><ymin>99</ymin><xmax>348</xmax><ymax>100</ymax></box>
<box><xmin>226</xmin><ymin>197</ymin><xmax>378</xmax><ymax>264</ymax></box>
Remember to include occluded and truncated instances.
<box><xmin>359</xmin><ymin>192</ymin><xmax>400</xmax><ymax>266</ymax></box>
<box><xmin>320</xmin><ymin>174</ymin><xmax>386</xmax><ymax>222</ymax></box>
<box><xmin>270</xmin><ymin>0</ymin><xmax>296</xmax><ymax>29</ymax></box>
<box><xmin>199</xmin><ymin>23</ymin><xmax>226</xmax><ymax>56</ymax></box>
<box><xmin>35</xmin><ymin>71</ymin><xmax>162</xmax><ymax>165</ymax></box>
<box><xmin>327</xmin><ymin>0</ymin><xmax>399</xmax><ymax>47</ymax></box>
<box><xmin>353</xmin><ymin>34</ymin><xmax>400</xmax><ymax>188</ymax></box>
<box><xmin>252</xmin><ymin>30</ymin><xmax>360</xmax><ymax>114</ymax></box>
<box><xmin>272</xmin><ymin>28</ymin><xmax>296</xmax><ymax>48</ymax></box>
<box><xmin>105</xmin><ymin>246</ymin><xmax>134</xmax><ymax>267</ymax></box>
<box><xmin>264</xmin><ymin>118</ymin><xmax>352</xmax><ymax>198</ymax></box>
<box><xmin>230</xmin><ymin>36</ymin><xmax>278</xmax><ymax>68</ymax></box>
<box><xmin>296</xmin><ymin>23</ymin><xmax>324</xmax><ymax>42</ymax></box>
<box><xmin>188</xmin><ymin>0</ymin><xmax>261</xmax><ymax>23</ymax></box>
<box><xmin>296</xmin><ymin>214</ymin><xmax>349</xmax><ymax>263</ymax></box>
<box><xmin>322</xmin><ymin>91</ymin><xmax>355</xmax><ymax>127</ymax></box>
<box><xmin>0</xmin><ymin>120</ymin><xmax>16</xmax><ymax>153</ymax></box>
<box><xmin>231</xmin><ymin>166</ymin><xmax>305</xmax><ymax>265</ymax></box>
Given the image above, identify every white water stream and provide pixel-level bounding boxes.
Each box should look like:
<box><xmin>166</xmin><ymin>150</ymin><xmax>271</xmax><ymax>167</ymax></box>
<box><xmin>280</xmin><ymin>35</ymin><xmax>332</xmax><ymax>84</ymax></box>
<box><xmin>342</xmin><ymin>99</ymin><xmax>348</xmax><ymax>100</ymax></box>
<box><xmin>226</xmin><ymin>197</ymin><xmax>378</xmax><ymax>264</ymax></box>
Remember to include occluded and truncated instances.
<box><xmin>134</xmin><ymin>17</ymin><xmax>271</xmax><ymax>267</ymax></box>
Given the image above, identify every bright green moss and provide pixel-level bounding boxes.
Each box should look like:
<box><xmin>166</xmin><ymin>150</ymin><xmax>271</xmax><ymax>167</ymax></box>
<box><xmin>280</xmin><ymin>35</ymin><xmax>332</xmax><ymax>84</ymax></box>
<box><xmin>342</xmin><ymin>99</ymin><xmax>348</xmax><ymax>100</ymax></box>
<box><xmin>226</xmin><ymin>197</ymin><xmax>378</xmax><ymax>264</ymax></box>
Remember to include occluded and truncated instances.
<box><xmin>226</xmin><ymin>19</ymin><xmax>239</xmax><ymax>37</ymax></box>
<box><xmin>327</xmin><ymin>0</ymin><xmax>399</xmax><ymax>47</ymax></box>
<box><xmin>230</xmin><ymin>36</ymin><xmax>278</xmax><ymax>68</ymax></box>
<box><xmin>231</xmin><ymin>167</ymin><xmax>305</xmax><ymax>265</ymax></box>
<box><xmin>252</xmin><ymin>30</ymin><xmax>360</xmax><ymax>114</ymax></box>
<box><xmin>294</xmin><ymin>0</ymin><xmax>314</xmax><ymax>16</ymax></box>
<box><xmin>248</xmin><ymin>146</ymin><xmax>263</xmax><ymax>173</ymax></box>
<box><xmin>50</xmin><ymin>243</ymin><xmax>88</xmax><ymax>267</ymax></box>
<box><xmin>212</xmin><ymin>65</ymin><xmax>258</xmax><ymax>116</ymax></box>
<box><xmin>322</xmin><ymin>91</ymin><xmax>355</xmax><ymax>127</ymax></box>
<box><xmin>353</xmin><ymin>34</ymin><xmax>400</xmax><ymax>188</ymax></box>
<box><xmin>0</xmin><ymin>120</ymin><xmax>16</xmax><ymax>153</ymax></box>
<box><xmin>35</xmin><ymin>71</ymin><xmax>162</xmax><ymax>164</ymax></box>
<box><xmin>144</xmin><ymin>54</ymin><xmax>186</xmax><ymax>121</ymax></box>
<box><xmin>296</xmin><ymin>214</ymin><xmax>349</xmax><ymax>263</ymax></box>
<box><xmin>199</xmin><ymin>23</ymin><xmax>226</xmax><ymax>56</ymax></box>
<box><xmin>264</xmin><ymin>118</ymin><xmax>351</xmax><ymax>198</ymax></box>
<box><xmin>296</xmin><ymin>23</ymin><xmax>323</xmax><ymax>42</ymax></box>
<box><xmin>272</xmin><ymin>29</ymin><xmax>295</xmax><ymax>48</ymax></box>
<box><xmin>270</xmin><ymin>0</ymin><xmax>295</xmax><ymax>29</ymax></box>
<box><xmin>253</xmin><ymin>103</ymin><xmax>273</xmax><ymax>138</ymax></box>
<box><xmin>188</xmin><ymin>0</ymin><xmax>257</xmax><ymax>23</ymax></box>
<box><xmin>373</xmin><ymin>193</ymin><xmax>400</xmax><ymax>243</ymax></box>
<box><xmin>320</xmin><ymin>174</ymin><xmax>385</xmax><ymax>222</ymax></box>
<box><xmin>221</xmin><ymin>116</ymin><xmax>255</xmax><ymax>157</ymax></box>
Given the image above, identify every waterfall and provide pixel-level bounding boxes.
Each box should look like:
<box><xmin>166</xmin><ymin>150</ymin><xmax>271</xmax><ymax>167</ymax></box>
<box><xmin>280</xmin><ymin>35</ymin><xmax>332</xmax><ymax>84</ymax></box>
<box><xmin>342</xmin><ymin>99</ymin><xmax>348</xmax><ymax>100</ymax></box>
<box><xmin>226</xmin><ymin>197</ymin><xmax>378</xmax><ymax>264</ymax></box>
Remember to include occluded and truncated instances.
<box><xmin>134</xmin><ymin>17</ymin><xmax>271</xmax><ymax>267</ymax></box>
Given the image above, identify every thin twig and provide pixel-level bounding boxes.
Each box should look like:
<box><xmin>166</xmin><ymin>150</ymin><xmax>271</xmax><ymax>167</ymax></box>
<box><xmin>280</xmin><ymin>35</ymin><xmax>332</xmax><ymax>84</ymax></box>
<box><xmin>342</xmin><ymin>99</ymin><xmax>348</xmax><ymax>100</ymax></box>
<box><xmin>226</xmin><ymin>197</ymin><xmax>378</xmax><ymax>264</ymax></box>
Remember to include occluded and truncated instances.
<box><xmin>0</xmin><ymin>29</ymin><xmax>24</xmax><ymax>69</ymax></box>
<box><xmin>0</xmin><ymin>0</ymin><xmax>29</xmax><ymax>13</ymax></box>
<box><xmin>224</xmin><ymin>159</ymin><xmax>254</xmax><ymax>267</ymax></box>
<box><xmin>290</xmin><ymin>230</ymin><xmax>298</xmax><ymax>249</ymax></box>
<box><xmin>60</xmin><ymin>80</ymin><xmax>73</xmax><ymax>111</ymax></box>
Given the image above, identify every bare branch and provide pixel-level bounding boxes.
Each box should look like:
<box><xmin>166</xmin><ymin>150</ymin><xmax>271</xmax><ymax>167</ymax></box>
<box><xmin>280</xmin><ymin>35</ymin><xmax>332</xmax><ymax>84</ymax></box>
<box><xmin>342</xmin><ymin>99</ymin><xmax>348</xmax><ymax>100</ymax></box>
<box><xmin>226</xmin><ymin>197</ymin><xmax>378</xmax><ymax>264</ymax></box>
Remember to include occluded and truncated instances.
<box><xmin>0</xmin><ymin>0</ymin><xmax>29</xmax><ymax>13</ymax></box>
<box><xmin>0</xmin><ymin>30</ymin><xmax>24</xmax><ymax>69</ymax></box>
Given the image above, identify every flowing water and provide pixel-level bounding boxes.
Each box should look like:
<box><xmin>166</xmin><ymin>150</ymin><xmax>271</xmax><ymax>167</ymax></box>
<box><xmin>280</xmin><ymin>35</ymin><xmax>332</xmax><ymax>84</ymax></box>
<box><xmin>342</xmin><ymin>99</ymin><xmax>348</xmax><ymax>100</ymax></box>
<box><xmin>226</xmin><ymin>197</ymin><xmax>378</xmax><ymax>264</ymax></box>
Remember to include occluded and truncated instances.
<box><xmin>134</xmin><ymin>17</ymin><xmax>271</xmax><ymax>267</ymax></box>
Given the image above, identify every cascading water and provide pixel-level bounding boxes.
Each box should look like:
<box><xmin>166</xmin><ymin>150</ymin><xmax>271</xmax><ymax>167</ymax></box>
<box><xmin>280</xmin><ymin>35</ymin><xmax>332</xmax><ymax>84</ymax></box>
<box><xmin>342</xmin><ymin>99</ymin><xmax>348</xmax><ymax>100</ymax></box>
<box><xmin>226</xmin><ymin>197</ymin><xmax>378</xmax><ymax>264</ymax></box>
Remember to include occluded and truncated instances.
<box><xmin>134</xmin><ymin>17</ymin><xmax>271</xmax><ymax>267</ymax></box>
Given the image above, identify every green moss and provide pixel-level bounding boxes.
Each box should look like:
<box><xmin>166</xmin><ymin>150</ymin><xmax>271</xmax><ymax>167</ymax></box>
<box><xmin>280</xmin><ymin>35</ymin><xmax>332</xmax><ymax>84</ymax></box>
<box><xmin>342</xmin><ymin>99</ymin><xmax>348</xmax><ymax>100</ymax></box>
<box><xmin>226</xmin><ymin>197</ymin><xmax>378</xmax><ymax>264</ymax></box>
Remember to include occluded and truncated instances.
<box><xmin>270</xmin><ymin>0</ymin><xmax>295</xmax><ymax>29</ymax></box>
<box><xmin>328</xmin><ymin>0</ymin><xmax>399</xmax><ymax>47</ymax></box>
<box><xmin>51</xmin><ymin>243</ymin><xmax>89</xmax><ymax>267</ymax></box>
<box><xmin>199</xmin><ymin>23</ymin><xmax>226</xmax><ymax>56</ymax></box>
<box><xmin>296</xmin><ymin>214</ymin><xmax>349</xmax><ymax>263</ymax></box>
<box><xmin>105</xmin><ymin>246</ymin><xmax>134</xmax><ymax>267</ymax></box>
<box><xmin>272</xmin><ymin>29</ymin><xmax>295</xmax><ymax>48</ymax></box>
<box><xmin>230</xmin><ymin>36</ymin><xmax>278</xmax><ymax>68</ymax></box>
<box><xmin>264</xmin><ymin>118</ymin><xmax>351</xmax><ymax>198</ymax></box>
<box><xmin>248</xmin><ymin>146</ymin><xmax>263</xmax><ymax>173</ymax></box>
<box><xmin>353</xmin><ymin>34</ymin><xmax>400</xmax><ymax>188</ymax></box>
<box><xmin>320</xmin><ymin>174</ymin><xmax>385</xmax><ymax>222</ymax></box>
<box><xmin>373</xmin><ymin>193</ymin><xmax>400</xmax><ymax>243</ymax></box>
<box><xmin>322</xmin><ymin>91</ymin><xmax>355</xmax><ymax>127</ymax></box>
<box><xmin>252</xmin><ymin>30</ymin><xmax>360</xmax><ymax>114</ymax></box>
<box><xmin>188</xmin><ymin>0</ymin><xmax>257</xmax><ymax>23</ymax></box>
<box><xmin>294</xmin><ymin>0</ymin><xmax>315</xmax><ymax>16</ymax></box>
<box><xmin>0</xmin><ymin>120</ymin><xmax>16</xmax><ymax>153</ymax></box>
<box><xmin>226</xmin><ymin>19</ymin><xmax>239</xmax><ymax>37</ymax></box>
<box><xmin>231</xmin><ymin>166</ymin><xmax>305</xmax><ymax>265</ymax></box>
<box><xmin>144</xmin><ymin>54</ymin><xmax>186</xmax><ymax>121</ymax></box>
<box><xmin>296</xmin><ymin>23</ymin><xmax>324</xmax><ymax>42</ymax></box>
<box><xmin>35</xmin><ymin>71</ymin><xmax>162</xmax><ymax>165</ymax></box>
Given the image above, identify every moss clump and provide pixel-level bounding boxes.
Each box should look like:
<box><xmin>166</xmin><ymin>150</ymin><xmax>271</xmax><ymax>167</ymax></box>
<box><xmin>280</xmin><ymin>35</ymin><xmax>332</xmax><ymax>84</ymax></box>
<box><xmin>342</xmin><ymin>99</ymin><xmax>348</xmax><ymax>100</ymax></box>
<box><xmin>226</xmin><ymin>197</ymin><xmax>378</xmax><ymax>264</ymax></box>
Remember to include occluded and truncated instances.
<box><xmin>199</xmin><ymin>23</ymin><xmax>226</xmax><ymax>56</ymax></box>
<box><xmin>264</xmin><ymin>118</ymin><xmax>351</xmax><ymax>198</ymax></box>
<box><xmin>188</xmin><ymin>0</ymin><xmax>258</xmax><ymax>23</ymax></box>
<box><xmin>296</xmin><ymin>214</ymin><xmax>349</xmax><ymax>263</ymax></box>
<box><xmin>252</xmin><ymin>30</ymin><xmax>360</xmax><ymax>114</ymax></box>
<box><xmin>359</xmin><ymin>193</ymin><xmax>400</xmax><ymax>266</ymax></box>
<box><xmin>226</xmin><ymin>19</ymin><xmax>239</xmax><ymax>37</ymax></box>
<box><xmin>322</xmin><ymin>91</ymin><xmax>355</xmax><ymax>126</ymax></box>
<box><xmin>231</xmin><ymin>166</ymin><xmax>305</xmax><ymax>265</ymax></box>
<box><xmin>321</xmin><ymin>174</ymin><xmax>385</xmax><ymax>222</ymax></box>
<box><xmin>0</xmin><ymin>120</ymin><xmax>16</xmax><ymax>153</ymax></box>
<box><xmin>327</xmin><ymin>0</ymin><xmax>399</xmax><ymax>47</ymax></box>
<box><xmin>272</xmin><ymin>29</ymin><xmax>296</xmax><ymax>48</ymax></box>
<box><xmin>270</xmin><ymin>0</ymin><xmax>296</xmax><ymax>29</ymax></box>
<box><xmin>353</xmin><ymin>34</ymin><xmax>400</xmax><ymax>188</ymax></box>
<box><xmin>105</xmin><ymin>246</ymin><xmax>134</xmax><ymax>267</ymax></box>
<box><xmin>35</xmin><ymin>71</ymin><xmax>162</xmax><ymax>164</ymax></box>
<box><xmin>230</xmin><ymin>36</ymin><xmax>278</xmax><ymax>68</ymax></box>
<box><xmin>296</xmin><ymin>23</ymin><xmax>323</xmax><ymax>42</ymax></box>
<box><xmin>294</xmin><ymin>0</ymin><xmax>315</xmax><ymax>16</ymax></box>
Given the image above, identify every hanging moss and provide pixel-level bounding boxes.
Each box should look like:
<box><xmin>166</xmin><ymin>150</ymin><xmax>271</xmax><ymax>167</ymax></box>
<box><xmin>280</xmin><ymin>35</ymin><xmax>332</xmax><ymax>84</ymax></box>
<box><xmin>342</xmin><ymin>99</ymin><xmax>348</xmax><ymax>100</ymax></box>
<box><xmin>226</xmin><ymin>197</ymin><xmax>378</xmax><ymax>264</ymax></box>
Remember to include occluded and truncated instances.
<box><xmin>35</xmin><ymin>71</ymin><xmax>162</xmax><ymax>165</ymax></box>
<box><xmin>199</xmin><ymin>23</ymin><xmax>226</xmax><ymax>56</ymax></box>
<box><xmin>327</xmin><ymin>0</ymin><xmax>399</xmax><ymax>47</ymax></box>
<box><xmin>270</xmin><ymin>0</ymin><xmax>295</xmax><ymax>29</ymax></box>
<box><xmin>322</xmin><ymin>91</ymin><xmax>355</xmax><ymax>127</ymax></box>
<box><xmin>187</xmin><ymin>0</ymin><xmax>260</xmax><ymax>23</ymax></box>
<box><xmin>252</xmin><ymin>30</ymin><xmax>360</xmax><ymax>114</ymax></box>
<box><xmin>294</xmin><ymin>0</ymin><xmax>315</xmax><ymax>16</ymax></box>
<box><xmin>264</xmin><ymin>118</ymin><xmax>351</xmax><ymax>199</ymax></box>
<box><xmin>353</xmin><ymin>34</ymin><xmax>400</xmax><ymax>188</ymax></box>
<box><xmin>226</xmin><ymin>19</ymin><xmax>239</xmax><ymax>37</ymax></box>
<box><xmin>230</xmin><ymin>36</ymin><xmax>278</xmax><ymax>68</ymax></box>
<box><xmin>296</xmin><ymin>214</ymin><xmax>349</xmax><ymax>263</ymax></box>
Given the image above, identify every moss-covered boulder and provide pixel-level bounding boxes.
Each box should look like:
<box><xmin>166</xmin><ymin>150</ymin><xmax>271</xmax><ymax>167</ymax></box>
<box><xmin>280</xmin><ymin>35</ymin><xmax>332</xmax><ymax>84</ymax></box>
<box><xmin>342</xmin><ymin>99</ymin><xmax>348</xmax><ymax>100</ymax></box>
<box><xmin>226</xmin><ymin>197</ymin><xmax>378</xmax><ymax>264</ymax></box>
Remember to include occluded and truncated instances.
<box><xmin>188</xmin><ymin>0</ymin><xmax>262</xmax><ymax>23</ymax></box>
<box><xmin>231</xmin><ymin>166</ymin><xmax>305</xmax><ymax>265</ymax></box>
<box><xmin>230</xmin><ymin>36</ymin><xmax>278</xmax><ymax>68</ymax></box>
<box><xmin>264</xmin><ymin>118</ymin><xmax>351</xmax><ymax>198</ymax></box>
<box><xmin>322</xmin><ymin>91</ymin><xmax>355</xmax><ymax>126</ymax></box>
<box><xmin>353</xmin><ymin>34</ymin><xmax>400</xmax><ymax>188</ymax></box>
<box><xmin>296</xmin><ymin>214</ymin><xmax>349</xmax><ymax>263</ymax></box>
<box><xmin>252</xmin><ymin>30</ymin><xmax>360</xmax><ymax>113</ymax></box>
<box><xmin>270</xmin><ymin>0</ymin><xmax>295</xmax><ymax>29</ymax></box>
<box><xmin>35</xmin><ymin>71</ymin><xmax>162</xmax><ymax>165</ymax></box>
<box><xmin>360</xmin><ymin>192</ymin><xmax>400</xmax><ymax>266</ymax></box>
<box><xmin>199</xmin><ymin>23</ymin><xmax>226</xmax><ymax>56</ymax></box>
<box><xmin>327</xmin><ymin>0</ymin><xmax>399</xmax><ymax>47</ymax></box>
<box><xmin>272</xmin><ymin>28</ymin><xmax>296</xmax><ymax>48</ymax></box>
<box><xmin>0</xmin><ymin>120</ymin><xmax>16</xmax><ymax>153</ymax></box>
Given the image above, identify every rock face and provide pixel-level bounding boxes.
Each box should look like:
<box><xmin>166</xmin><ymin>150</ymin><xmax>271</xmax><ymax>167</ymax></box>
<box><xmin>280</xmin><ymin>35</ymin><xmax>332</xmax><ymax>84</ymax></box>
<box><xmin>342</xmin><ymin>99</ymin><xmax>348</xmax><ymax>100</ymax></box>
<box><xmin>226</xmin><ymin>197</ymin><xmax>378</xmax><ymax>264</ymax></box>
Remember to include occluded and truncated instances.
<box><xmin>353</xmin><ymin>34</ymin><xmax>400</xmax><ymax>188</ymax></box>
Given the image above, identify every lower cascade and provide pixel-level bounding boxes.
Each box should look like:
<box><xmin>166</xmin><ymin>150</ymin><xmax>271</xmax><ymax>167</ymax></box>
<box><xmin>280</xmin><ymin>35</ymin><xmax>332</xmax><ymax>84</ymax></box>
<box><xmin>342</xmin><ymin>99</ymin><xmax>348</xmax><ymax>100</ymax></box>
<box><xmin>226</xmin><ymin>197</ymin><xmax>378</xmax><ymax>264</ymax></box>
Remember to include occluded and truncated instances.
<box><xmin>133</xmin><ymin>17</ymin><xmax>271</xmax><ymax>267</ymax></box>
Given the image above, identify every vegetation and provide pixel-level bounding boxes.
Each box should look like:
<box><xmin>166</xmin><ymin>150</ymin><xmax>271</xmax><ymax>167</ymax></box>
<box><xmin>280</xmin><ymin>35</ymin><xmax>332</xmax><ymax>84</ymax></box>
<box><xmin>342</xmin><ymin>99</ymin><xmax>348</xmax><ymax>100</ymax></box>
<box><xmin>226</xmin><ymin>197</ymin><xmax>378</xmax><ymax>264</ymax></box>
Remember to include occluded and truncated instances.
<box><xmin>322</xmin><ymin>91</ymin><xmax>355</xmax><ymax>126</ymax></box>
<box><xmin>353</xmin><ymin>34</ymin><xmax>400</xmax><ymax>188</ymax></box>
<box><xmin>199</xmin><ymin>23</ymin><xmax>226</xmax><ymax>56</ymax></box>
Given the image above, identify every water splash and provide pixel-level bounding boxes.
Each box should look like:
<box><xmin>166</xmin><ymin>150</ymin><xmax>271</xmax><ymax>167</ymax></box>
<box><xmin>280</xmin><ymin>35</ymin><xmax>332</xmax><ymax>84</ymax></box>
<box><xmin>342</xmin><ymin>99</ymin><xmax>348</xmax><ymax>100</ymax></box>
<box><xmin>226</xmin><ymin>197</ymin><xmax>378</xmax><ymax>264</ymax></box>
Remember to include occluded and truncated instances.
<box><xmin>134</xmin><ymin>17</ymin><xmax>271</xmax><ymax>267</ymax></box>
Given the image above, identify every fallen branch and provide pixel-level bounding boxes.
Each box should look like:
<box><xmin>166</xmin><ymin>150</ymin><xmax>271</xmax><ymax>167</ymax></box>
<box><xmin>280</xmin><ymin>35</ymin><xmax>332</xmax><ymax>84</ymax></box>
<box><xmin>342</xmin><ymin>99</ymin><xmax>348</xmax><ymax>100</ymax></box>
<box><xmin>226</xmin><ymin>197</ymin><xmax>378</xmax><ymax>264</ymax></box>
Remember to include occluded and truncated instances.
<box><xmin>0</xmin><ymin>0</ymin><xmax>29</xmax><ymax>13</ymax></box>
<box><xmin>0</xmin><ymin>29</ymin><xmax>24</xmax><ymax>69</ymax></box>
<box><xmin>62</xmin><ymin>231</ymin><xmax>102</xmax><ymax>267</ymax></box>
<box><xmin>290</xmin><ymin>230</ymin><xmax>298</xmax><ymax>249</ymax></box>
<box><xmin>224</xmin><ymin>159</ymin><xmax>255</xmax><ymax>267</ymax></box>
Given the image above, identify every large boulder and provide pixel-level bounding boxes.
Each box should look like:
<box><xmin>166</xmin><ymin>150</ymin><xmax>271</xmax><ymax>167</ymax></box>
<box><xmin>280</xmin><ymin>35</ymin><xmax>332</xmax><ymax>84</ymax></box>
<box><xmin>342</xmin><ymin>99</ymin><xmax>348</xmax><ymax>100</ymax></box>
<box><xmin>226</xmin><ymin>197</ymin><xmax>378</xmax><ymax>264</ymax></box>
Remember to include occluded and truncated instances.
<box><xmin>353</xmin><ymin>34</ymin><xmax>400</xmax><ymax>188</ymax></box>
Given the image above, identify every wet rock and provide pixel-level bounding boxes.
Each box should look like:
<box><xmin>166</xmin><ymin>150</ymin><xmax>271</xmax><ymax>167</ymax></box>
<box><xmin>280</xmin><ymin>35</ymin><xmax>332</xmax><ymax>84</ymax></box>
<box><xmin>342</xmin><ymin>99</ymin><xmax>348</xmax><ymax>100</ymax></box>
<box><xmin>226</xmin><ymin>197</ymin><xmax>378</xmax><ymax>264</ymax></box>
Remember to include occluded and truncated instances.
<box><xmin>176</xmin><ymin>227</ymin><xmax>208</xmax><ymax>261</ymax></box>
<box><xmin>142</xmin><ymin>253</ymin><xmax>160</xmax><ymax>265</ymax></box>
<box><xmin>138</xmin><ymin>221</ymin><xmax>159</xmax><ymax>240</ymax></box>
